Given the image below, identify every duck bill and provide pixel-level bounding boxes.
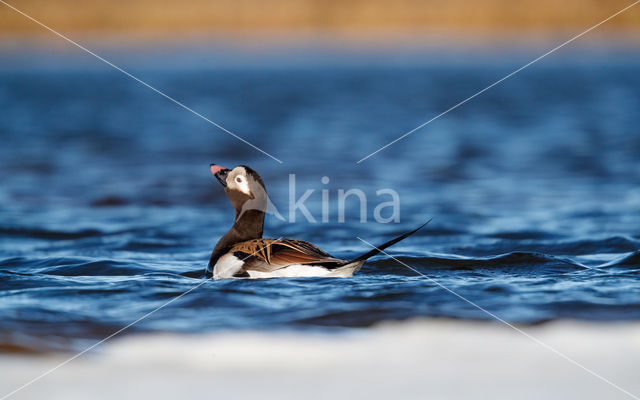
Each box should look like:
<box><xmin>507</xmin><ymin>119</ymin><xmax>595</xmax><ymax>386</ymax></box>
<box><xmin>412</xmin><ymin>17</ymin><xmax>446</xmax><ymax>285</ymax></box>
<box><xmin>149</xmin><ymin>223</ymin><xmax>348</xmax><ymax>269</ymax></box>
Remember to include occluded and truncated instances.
<box><xmin>210</xmin><ymin>164</ymin><xmax>229</xmax><ymax>187</ymax></box>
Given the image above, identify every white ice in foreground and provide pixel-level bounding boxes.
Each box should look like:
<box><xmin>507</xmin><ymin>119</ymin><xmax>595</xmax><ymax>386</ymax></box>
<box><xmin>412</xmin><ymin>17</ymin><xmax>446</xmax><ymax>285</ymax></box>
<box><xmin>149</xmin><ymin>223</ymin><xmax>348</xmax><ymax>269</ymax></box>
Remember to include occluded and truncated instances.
<box><xmin>2</xmin><ymin>320</ymin><xmax>640</xmax><ymax>400</ymax></box>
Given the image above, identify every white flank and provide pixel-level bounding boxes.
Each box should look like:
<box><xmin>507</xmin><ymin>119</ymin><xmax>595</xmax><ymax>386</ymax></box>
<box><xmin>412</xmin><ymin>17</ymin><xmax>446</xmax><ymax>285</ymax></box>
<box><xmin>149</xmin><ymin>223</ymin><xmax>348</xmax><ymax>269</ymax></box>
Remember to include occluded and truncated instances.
<box><xmin>213</xmin><ymin>254</ymin><xmax>245</xmax><ymax>279</ymax></box>
<box><xmin>247</xmin><ymin>265</ymin><xmax>335</xmax><ymax>279</ymax></box>
<box><xmin>246</xmin><ymin>261</ymin><xmax>364</xmax><ymax>279</ymax></box>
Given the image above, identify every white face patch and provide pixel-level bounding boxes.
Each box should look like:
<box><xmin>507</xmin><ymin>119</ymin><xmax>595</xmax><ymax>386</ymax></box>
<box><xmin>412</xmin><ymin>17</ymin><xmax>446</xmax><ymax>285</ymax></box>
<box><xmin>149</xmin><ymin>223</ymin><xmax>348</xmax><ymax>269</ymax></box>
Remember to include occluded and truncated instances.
<box><xmin>234</xmin><ymin>174</ymin><xmax>251</xmax><ymax>195</ymax></box>
<box><xmin>228</xmin><ymin>167</ymin><xmax>252</xmax><ymax>195</ymax></box>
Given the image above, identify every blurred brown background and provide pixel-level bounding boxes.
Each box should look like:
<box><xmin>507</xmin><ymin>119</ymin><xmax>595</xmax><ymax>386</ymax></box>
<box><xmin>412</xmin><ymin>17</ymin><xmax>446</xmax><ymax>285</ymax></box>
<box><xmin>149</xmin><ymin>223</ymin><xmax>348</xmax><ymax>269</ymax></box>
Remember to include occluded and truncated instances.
<box><xmin>0</xmin><ymin>0</ymin><xmax>639</xmax><ymax>38</ymax></box>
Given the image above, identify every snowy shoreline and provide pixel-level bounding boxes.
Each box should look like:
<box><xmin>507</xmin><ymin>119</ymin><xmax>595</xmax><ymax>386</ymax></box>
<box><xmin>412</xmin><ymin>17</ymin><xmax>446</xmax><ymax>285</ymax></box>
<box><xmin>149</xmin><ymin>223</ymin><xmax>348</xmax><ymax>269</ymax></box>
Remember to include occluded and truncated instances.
<box><xmin>2</xmin><ymin>319</ymin><xmax>639</xmax><ymax>400</ymax></box>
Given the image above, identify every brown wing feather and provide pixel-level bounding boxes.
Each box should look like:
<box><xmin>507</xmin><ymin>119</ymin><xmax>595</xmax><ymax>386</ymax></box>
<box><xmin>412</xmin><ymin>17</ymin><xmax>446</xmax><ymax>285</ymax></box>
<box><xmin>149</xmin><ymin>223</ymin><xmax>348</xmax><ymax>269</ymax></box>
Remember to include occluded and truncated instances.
<box><xmin>229</xmin><ymin>238</ymin><xmax>345</xmax><ymax>273</ymax></box>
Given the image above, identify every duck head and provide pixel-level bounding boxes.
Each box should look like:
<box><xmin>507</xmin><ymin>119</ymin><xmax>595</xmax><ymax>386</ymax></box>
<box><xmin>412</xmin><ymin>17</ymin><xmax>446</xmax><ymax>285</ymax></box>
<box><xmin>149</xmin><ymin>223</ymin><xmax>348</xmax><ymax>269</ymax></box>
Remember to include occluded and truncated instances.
<box><xmin>210</xmin><ymin>164</ymin><xmax>268</xmax><ymax>222</ymax></box>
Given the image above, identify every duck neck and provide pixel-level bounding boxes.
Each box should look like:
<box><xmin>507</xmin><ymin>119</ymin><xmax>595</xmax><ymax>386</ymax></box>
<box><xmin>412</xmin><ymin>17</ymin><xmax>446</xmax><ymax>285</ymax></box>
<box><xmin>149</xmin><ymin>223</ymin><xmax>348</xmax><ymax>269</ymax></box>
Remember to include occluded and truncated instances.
<box><xmin>208</xmin><ymin>209</ymin><xmax>265</xmax><ymax>269</ymax></box>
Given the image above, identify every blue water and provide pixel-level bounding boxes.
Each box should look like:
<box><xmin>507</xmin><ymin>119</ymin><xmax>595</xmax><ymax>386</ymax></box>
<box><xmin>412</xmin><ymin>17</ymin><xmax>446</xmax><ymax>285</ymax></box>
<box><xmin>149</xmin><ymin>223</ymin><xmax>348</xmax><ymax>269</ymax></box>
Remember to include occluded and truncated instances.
<box><xmin>1</xmin><ymin>45</ymin><xmax>639</xmax><ymax>351</ymax></box>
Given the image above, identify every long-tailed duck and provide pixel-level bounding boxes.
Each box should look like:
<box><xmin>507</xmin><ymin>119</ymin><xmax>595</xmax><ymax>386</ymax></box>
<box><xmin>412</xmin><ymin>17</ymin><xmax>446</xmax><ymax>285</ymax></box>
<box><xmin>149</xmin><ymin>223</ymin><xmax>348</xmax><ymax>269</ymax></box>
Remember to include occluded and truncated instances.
<box><xmin>207</xmin><ymin>163</ymin><xmax>428</xmax><ymax>279</ymax></box>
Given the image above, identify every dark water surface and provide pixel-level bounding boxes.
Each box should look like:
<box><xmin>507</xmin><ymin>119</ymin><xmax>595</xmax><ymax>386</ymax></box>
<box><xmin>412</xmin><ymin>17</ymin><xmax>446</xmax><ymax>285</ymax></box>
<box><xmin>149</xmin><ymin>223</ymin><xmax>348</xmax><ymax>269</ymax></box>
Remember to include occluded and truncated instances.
<box><xmin>1</xmin><ymin>45</ymin><xmax>639</xmax><ymax>351</ymax></box>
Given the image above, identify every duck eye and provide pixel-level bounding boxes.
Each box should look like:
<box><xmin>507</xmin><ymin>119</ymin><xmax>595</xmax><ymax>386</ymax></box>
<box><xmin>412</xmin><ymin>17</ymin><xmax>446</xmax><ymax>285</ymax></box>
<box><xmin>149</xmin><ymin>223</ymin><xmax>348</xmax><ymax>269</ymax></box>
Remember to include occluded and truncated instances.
<box><xmin>235</xmin><ymin>176</ymin><xmax>243</xmax><ymax>183</ymax></box>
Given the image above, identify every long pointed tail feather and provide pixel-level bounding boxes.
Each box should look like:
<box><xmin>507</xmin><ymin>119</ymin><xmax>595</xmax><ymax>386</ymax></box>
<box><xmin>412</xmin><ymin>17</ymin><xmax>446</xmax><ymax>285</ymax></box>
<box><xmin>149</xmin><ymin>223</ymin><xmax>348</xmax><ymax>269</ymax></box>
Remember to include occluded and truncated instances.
<box><xmin>348</xmin><ymin>218</ymin><xmax>432</xmax><ymax>264</ymax></box>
